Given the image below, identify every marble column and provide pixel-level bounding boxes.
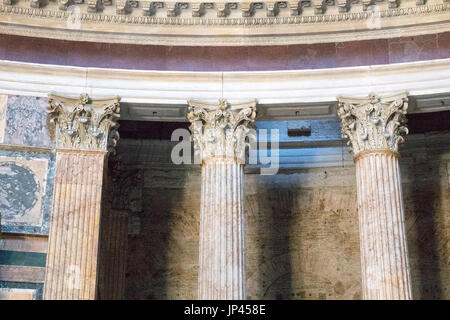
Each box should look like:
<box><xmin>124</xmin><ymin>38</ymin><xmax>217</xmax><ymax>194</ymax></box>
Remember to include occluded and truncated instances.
<box><xmin>44</xmin><ymin>93</ymin><xmax>120</xmax><ymax>300</ymax></box>
<box><xmin>187</xmin><ymin>99</ymin><xmax>257</xmax><ymax>300</ymax></box>
<box><xmin>338</xmin><ymin>93</ymin><xmax>412</xmax><ymax>300</ymax></box>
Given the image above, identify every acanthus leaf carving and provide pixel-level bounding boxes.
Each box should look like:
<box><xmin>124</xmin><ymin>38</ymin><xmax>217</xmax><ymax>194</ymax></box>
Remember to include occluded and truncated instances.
<box><xmin>337</xmin><ymin>92</ymin><xmax>409</xmax><ymax>156</ymax></box>
<box><xmin>47</xmin><ymin>93</ymin><xmax>121</xmax><ymax>153</ymax></box>
<box><xmin>187</xmin><ymin>99</ymin><xmax>257</xmax><ymax>164</ymax></box>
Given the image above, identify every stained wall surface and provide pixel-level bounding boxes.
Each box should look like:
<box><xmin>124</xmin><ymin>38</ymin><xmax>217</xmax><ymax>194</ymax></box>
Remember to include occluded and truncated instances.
<box><xmin>0</xmin><ymin>91</ymin><xmax>449</xmax><ymax>299</ymax></box>
<box><xmin>116</xmin><ymin>131</ymin><xmax>450</xmax><ymax>300</ymax></box>
<box><xmin>1</xmin><ymin>32</ymin><xmax>450</xmax><ymax>71</ymax></box>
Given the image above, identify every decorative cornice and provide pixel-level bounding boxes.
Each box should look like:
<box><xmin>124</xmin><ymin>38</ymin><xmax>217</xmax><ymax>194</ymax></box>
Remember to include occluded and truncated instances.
<box><xmin>0</xmin><ymin>0</ymin><xmax>435</xmax><ymax>18</ymax></box>
<box><xmin>1</xmin><ymin>2</ymin><xmax>450</xmax><ymax>46</ymax></box>
<box><xmin>337</xmin><ymin>92</ymin><xmax>409</xmax><ymax>156</ymax></box>
<box><xmin>47</xmin><ymin>93</ymin><xmax>121</xmax><ymax>153</ymax></box>
<box><xmin>1</xmin><ymin>2</ymin><xmax>449</xmax><ymax>25</ymax></box>
<box><xmin>187</xmin><ymin>99</ymin><xmax>257</xmax><ymax>164</ymax></box>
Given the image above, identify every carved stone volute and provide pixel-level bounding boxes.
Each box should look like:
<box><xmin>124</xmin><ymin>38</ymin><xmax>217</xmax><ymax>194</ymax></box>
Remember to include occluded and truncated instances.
<box><xmin>187</xmin><ymin>99</ymin><xmax>257</xmax><ymax>164</ymax></box>
<box><xmin>47</xmin><ymin>93</ymin><xmax>121</xmax><ymax>153</ymax></box>
<box><xmin>337</xmin><ymin>92</ymin><xmax>409</xmax><ymax>156</ymax></box>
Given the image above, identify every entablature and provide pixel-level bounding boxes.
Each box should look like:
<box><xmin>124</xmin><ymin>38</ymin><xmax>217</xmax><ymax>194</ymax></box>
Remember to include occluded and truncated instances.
<box><xmin>1</xmin><ymin>0</ymin><xmax>450</xmax><ymax>45</ymax></box>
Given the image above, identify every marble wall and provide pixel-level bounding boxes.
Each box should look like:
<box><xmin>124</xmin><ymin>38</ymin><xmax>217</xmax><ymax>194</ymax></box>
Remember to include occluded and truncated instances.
<box><xmin>0</xmin><ymin>94</ymin><xmax>54</xmax><ymax>298</ymax></box>
<box><xmin>0</xmin><ymin>94</ymin><xmax>54</xmax><ymax>235</ymax></box>
<box><xmin>115</xmin><ymin>132</ymin><xmax>450</xmax><ymax>300</ymax></box>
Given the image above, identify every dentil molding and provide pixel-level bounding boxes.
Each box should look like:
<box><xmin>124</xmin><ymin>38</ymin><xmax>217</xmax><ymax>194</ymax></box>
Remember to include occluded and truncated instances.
<box><xmin>1</xmin><ymin>1</ymin><xmax>450</xmax><ymax>45</ymax></box>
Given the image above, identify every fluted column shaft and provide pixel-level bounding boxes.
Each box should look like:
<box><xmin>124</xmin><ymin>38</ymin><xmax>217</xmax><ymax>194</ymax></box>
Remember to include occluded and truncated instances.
<box><xmin>44</xmin><ymin>151</ymin><xmax>106</xmax><ymax>300</ymax></box>
<box><xmin>355</xmin><ymin>151</ymin><xmax>412</xmax><ymax>299</ymax></box>
<box><xmin>199</xmin><ymin>158</ymin><xmax>245</xmax><ymax>300</ymax></box>
<box><xmin>187</xmin><ymin>99</ymin><xmax>256</xmax><ymax>300</ymax></box>
<box><xmin>44</xmin><ymin>93</ymin><xmax>120</xmax><ymax>300</ymax></box>
<box><xmin>338</xmin><ymin>93</ymin><xmax>412</xmax><ymax>300</ymax></box>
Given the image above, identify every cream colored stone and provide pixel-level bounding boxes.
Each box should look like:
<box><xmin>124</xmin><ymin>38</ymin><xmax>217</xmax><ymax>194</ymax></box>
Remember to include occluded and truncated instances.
<box><xmin>44</xmin><ymin>151</ymin><xmax>107</xmax><ymax>300</ymax></box>
<box><xmin>338</xmin><ymin>93</ymin><xmax>408</xmax><ymax>155</ymax></box>
<box><xmin>187</xmin><ymin>99</ymin><xmax>257</xmax><ymax>164</ymax></box>
<box><xmin>338</xmin><ymin>93</ymin><xmax>412</xmax><ymax>300</ymax></box>
<box><xmin>44</xmin><ymin>94</ymin><xmax>120</xmax><ymax>300</ymax></box>
<box><xmin>0</xmin><ymin>288</ymin><xmax>36</xmax><ymax>300</ymax></box>
<box><xmin>47</xmin><ymin>93</ymin><xmax>120</xmax><ymax>153</ymax></box>
<box><xmin>1</xmin><ymin>1</ymin><xmax>450</xmax><ymax>45</ymax></box>
<box><xmin>1</xmin><ymin>60</ymin><xmax>450</xmax><ymax>115</ymax></box>
<box><xmin>199</xmin><ymin>159</ymin><xmax>246</xmax><ymax>299</ymax></box>
<box><xmin>188</xmin><ymin>100</ymin><xmax>256</xmax><ymax>300</ymax></box>
<box><xmin>355</xmin><ymin>152</ymin><xmax>412</xmax><ymax>299</ymax></box>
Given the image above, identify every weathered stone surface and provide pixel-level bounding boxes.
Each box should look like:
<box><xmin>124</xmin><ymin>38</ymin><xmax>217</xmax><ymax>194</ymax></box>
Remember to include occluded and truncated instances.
<box><xmin>0</xmin><ymin>288</ymin><xmax>36</xmax><ymax>300</ymax></box>
<box><xmin>2</xmin><ymin>96</ymin><xmax>53</xmax><ymax>149</ymax></box>
<box><xmin>338</xmin><ymin>93</ymin><xmax>408</xmax><ymax>156</ymax></box>
<box><xmin>118</xmin><ymin>133</ymin><xmax>450</xmax><ymax>300</ymax></box>
<box><xmin>338</xmin><ymin>93</ymin><xmax>412</xmax><ymax>300</ymax></box>
<box><xmin>0</xmin><ymin>95</ymin><xmax>6</xmax><ymax>144</ymax></box>
<box><xmin>198</xmin><ymin>160</ymin><xmax>246</xmax><ymax>299</ymax></box>
<box><xmin>355</xmin><ymin>151</ymin><xmax>412</xmax><ymax>299</ymax></box>
<box><xmin>188</xmin><ymin>99</ymin><xmax>256</xmax><ymax>300</ymax></box>
<box><xmin>97</xmin><ymin>210</ymin><xmax>128</xmax><ymax>300</ymax></box>
<box><xmin>0</xmin><ymin>150</ymin><xmax>54</xmax><ymax>235</ymax></box>
<box><xmin>47</xmin><ymin>93</ymin><xmax>120</xmax><ymax>153</ymax></box>
<box><xmin>44</xmin><ymin>151</ymin><xmax>106</xmax><ymax>300</ymax></box>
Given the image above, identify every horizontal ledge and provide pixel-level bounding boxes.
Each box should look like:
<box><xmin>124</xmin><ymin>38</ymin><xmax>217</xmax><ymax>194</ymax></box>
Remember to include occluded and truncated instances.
<box><xmin>1</xmin><ymin>59</ymin><xmax>450</xmax><ymax>121</ymax></box>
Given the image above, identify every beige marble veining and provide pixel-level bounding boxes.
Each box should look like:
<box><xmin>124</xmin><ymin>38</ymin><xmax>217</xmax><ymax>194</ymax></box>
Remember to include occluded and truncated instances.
<box><xmin>44</xmin><ymin>151</ymin><xmax>107</xmax><ymax>300</ymax></box>
<box><xmin>188</xmin><ymin>99</ymin><xmax>256</xmax><ymax>300</ymax></box>
<box><xmin>199</xmin><ymin>159</ymin><xmax>246</xmax><ymax>299</ymax></box>
<box><xmin>355</xmin><ymin>152</ymin><xmax>412</xmax><ymax>299</ymax></box>
<box><xmin>44</xmin><ymin>93</ymin><xmax>120</xmax><ymax>300</ymax></box>
<box><xmin>338</xmin><ymin>93</ymin><xmax>412</xmax><ymax>300</ymax></box>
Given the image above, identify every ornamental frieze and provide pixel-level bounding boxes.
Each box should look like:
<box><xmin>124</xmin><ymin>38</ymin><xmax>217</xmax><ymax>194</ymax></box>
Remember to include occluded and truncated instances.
<box><xmin>1</xmin><ymin>1</ymin><xmax>450</xmax><ymax>45</ymax></box>
<box><xmin>47</xmin><ymin>93</ymin><xmax>120</xmax><ymax>153</ymax></box>
<box><xmin>0</xmin><ymin>1</ymin><xmax>448</xmax><ymax>20</ymax></box>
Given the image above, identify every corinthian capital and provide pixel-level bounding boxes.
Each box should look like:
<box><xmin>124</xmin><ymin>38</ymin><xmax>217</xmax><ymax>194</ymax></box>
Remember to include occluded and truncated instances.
<box><xmin>337</xmin><ymin>92</ymin><xmax>409</xmax><ymax>156</ymax></box>
<box><xmin>47</xmin><ymin>93</ymin><xmax>120</xmax><ymax>153</ymax></box>
<box><xmin>187</xmin><ymin>99</ymin><xmax>257</xmax><ymax>164</ymax></box>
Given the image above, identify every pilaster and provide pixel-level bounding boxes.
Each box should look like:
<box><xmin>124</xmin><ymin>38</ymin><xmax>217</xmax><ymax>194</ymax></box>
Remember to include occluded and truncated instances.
<box><xmin>44</xmin><ymin>93</ymin><xmax>120</xmax><ymax>300</ymax></box>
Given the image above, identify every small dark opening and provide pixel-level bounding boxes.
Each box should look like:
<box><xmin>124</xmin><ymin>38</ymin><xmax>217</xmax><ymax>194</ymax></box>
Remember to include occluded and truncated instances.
<box><xmin>288</xmin><ymin>127</ymin><xmax>311</xmax><ymax>137</ymax></box>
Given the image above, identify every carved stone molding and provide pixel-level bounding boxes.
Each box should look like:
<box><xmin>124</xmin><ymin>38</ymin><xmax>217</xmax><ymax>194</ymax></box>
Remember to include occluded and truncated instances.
<box><xmin>30</xmin><ymin>0</ymin><xmax>44</xmax><ymax>8</ymax></box>
<box><xmin>337</xmin><ymin>93</ymin><xmax>409</xmax><ymax>156</ymax></box>
<box><xmin>187</xmin><ymin>99</ymin><xmax>257</xmax><ymax>164</ymax></box>
<box><xmin>116</xmin><ymin>0</ymin><xmax>131</xmax><ymax>14</ymax></box>
<box><xmin>47</xmin><ymin>93</ymin><xmax>121</xmax><ymax>153</ymax></box>
<box><xmin>87</xmin><ymin>0</ymin><xmax>102</xmax><ymax>11</ymax></box>
<box><xmin>2</xmin><ymin>2</ymin><xmax>450</xmax><ymax>46</ymax></box>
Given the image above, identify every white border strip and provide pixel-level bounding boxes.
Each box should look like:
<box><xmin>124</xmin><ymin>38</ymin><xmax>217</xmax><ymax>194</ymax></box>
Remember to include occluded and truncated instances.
<box><xmin>0</xmin><ymin>59</ymin><xmax>449</xmax><ymax>106</ymax></box>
